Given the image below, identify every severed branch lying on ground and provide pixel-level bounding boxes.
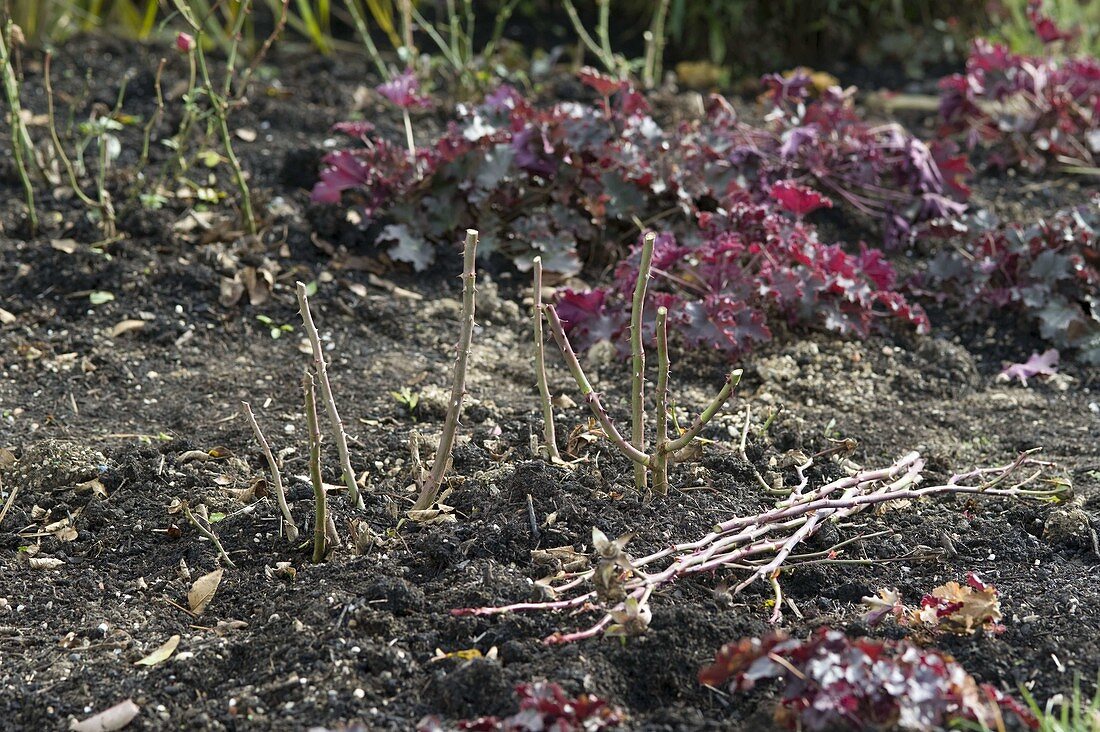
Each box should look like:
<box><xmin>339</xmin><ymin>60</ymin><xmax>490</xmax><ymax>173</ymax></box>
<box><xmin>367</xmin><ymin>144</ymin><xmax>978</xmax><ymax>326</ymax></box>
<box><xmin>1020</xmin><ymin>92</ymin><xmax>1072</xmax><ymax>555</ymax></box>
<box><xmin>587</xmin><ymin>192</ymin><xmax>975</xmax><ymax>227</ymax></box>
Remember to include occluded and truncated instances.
<box><xmin>453</xmin><ymin>449</ymin><xmax>1065</xmax><ymax>643</ymax></box>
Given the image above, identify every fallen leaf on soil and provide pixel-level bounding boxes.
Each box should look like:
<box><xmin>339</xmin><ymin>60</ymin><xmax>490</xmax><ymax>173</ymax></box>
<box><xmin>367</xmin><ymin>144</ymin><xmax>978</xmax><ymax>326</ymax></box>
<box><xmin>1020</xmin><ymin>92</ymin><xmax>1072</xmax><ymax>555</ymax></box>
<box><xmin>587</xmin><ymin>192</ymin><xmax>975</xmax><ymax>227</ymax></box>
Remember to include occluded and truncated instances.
<box><xmin>187</xmin><ymin>569</ymin><xmax>224</xmax><ymax>615</ymax></box>
<box><xmin>0</xmin><ymin>447</ymin><xmax>15</xmax><ymax>468</ymax></box>
<box><xmin>50</xmin><ymin>239</ymin><xmax>79</xmax><ymax>254</ymax></box>
<box><xmin>134</xmin><ymin>635</ymin><xmax>180</xmax><ymax>666</ymax></box>
<box><xmin>69</xmin><ymin>699</ymin><xmax>140</xmax><ymax>731</ymax></box>
<box><xmin>75</xmin><ymin>478</ymin><xmax>109</xmax><ymax>498</ymax></box>
<box><xmin>109</xmin><ymin>320</ymin><xmax>146</xmax><ymax>338</ymax></box>
<box><xmin>24</xmin><ymin>556</ymin><xmax>65</xmax><ymax>570</ymax></box>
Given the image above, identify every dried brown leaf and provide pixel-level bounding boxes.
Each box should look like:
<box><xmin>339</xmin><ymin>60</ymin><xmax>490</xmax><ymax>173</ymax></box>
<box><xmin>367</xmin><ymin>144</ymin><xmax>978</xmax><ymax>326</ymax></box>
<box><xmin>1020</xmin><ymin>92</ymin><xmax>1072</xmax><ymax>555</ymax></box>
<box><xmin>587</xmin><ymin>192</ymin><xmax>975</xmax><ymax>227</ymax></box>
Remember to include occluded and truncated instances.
<box><xmin>187</xmin><ymin>568</ymin><xmax>224</xmax><ymax>615</ymax></box>
<box><xmin>134</xmin><ymin>635</ymin><xmax>180</xmax><ymax>666</ymax></box>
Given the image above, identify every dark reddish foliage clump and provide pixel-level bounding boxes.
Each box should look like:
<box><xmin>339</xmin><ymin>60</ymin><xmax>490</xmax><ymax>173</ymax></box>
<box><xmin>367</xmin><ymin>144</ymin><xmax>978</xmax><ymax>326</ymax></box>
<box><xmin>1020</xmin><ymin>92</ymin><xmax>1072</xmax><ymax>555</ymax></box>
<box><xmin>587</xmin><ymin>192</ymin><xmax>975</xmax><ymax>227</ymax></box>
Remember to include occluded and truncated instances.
<box><xmin>699</xmin><ymin>628</ymin><xmax>1037</xmax><ymax>731</ymax></box>
<box><xmin>418</xmin><ymin>682</ymin><xmax>624</xmax><ymax>732</ymax></box>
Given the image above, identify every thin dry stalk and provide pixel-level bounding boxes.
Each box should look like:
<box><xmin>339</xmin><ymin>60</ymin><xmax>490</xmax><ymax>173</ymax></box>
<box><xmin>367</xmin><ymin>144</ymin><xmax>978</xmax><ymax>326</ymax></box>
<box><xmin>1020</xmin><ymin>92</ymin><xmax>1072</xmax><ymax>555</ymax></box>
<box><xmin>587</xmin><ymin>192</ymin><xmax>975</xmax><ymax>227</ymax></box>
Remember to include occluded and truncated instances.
<box><xmin>296</xmin><ymin>282</ymin><xmax>363</xmax><ymax>509</ymax></box>
<box><xmin>181</xmin><ymin>502</ymin><xmax>236</xmax><ymax>568</ymax></box>
<box><xmin>413</xmin><ymin>229</ymin><xmax>479</xmax><ymax>511</ymax></box>
<box><xmin>304</xmin><ymin>372</ymin><xmax>327</xmax><ymax>563</ymax></box>
<box><xmin>532</xmin><ymin>256</ymin><xmax>561</xmax><ymax>463</ymax></box>
<box><xmin>652</xmin><ymin>306</ymin><xmax>670</xmax><ymax>494</ymax></box>
<box><xmin>0</xmin><ymin>475</ymin><xmax>18</xmax><ymax>531</ymax></box>
<box><xmin>240</xmin><ymin>401</ymin><xmax>298</xmax><ymax>542</ymax></box>
<box><xmin>629</xmin><ymin>232</ymin><xmax>656</xmax><ymax>492</ymax></box>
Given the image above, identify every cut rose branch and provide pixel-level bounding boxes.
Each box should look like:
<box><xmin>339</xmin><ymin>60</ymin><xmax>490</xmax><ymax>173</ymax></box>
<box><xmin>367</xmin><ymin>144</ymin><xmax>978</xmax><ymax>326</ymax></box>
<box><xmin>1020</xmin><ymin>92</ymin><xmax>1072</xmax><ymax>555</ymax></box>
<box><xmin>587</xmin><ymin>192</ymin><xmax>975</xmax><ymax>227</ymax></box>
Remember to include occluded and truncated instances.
<box><xmin>453</xmin><ymin>450</ymin><xmax>1064</xmax><ymax>644</ymax></box>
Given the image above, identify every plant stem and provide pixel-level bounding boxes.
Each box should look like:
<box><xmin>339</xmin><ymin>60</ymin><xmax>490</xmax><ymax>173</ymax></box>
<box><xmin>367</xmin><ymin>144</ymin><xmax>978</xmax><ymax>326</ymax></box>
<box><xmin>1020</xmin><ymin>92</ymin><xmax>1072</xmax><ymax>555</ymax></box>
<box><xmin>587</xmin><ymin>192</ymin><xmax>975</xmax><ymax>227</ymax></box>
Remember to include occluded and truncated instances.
<box><xmin>629</xmin><ymin>232</ymin><xmax>656</xmax><ymax>492</ymax></box>
<box><xmin>182</xmin><ymin>502</ymin><xmax>236</xmax><ymax>568</ymax></box>
<box><xmin>666</xmin><ymin>369</ymin><xmax>742</xmax><ymax>454</ymax></box>
<box><xmin>303</xmin><ymin>372</ymin><xmax>327</xmax><ymax>563</ymax></box>
<box><xmin>399</xmin><ymin>0</ymin><xmax>414</xmax><ymax>52</ymax></box>
<box><xmin>414</xmin><ymin>229</ymin><xmax>479</xmax><ymax>511</ymax></box>
<box><xmin>562</xmin><ymin>0</ymin><xmax>616</xmax><ymax>74</ymax></box>
<box><xmin>532</xmin><ymin>257</ymin><xmax>561</xmax><ymax>463</ymax></box>
<box><xmin>194</xmin><ymin>38</ymin><xmax>256</xmax><ymax>234</ymax></box>
<box><xmin>345</xmin><ymin>0</ymin><xmax>391</xmax><ymax>80</ymax></box>
<box><xmin>652</xmin><ymin>306</ymin><xmax>670</xmax><ymax>494</ymax></box>
<box><xmin>642</xmin><ymin>0</ymin><xmax>670</xmax><ymax>89</ymax></box>
<box><xmin>0</xmin><ymin>21</ymin><xmax>37</xmax><ymax>234</ymax></box>
<box><xmin>543</xmin><ymin>304</ymin><xmax>649</xmax><ymax>466</ymax></box>
<box><xmin>44</xmin><ymin>52</ymin><xmax>113</xmax><ymax>234</ymax></box>
<box><xmin>296</xmin><ymin>281</ymin><xmax>363</xmax><ymax>509</ymax></box>
<box><xmin>241</xmin><ymin>401</ymin><xmax>299</xmax><ymax>542</ymax></box>
<box><xmin>137</xmin><ymin>57</ymin><xmax>166</xmax><ymax>178</ymax></box>
<box><xmin>402</xmin><ymin>108</ymin><xmax>416</xmax><ymax>159</ymax></box>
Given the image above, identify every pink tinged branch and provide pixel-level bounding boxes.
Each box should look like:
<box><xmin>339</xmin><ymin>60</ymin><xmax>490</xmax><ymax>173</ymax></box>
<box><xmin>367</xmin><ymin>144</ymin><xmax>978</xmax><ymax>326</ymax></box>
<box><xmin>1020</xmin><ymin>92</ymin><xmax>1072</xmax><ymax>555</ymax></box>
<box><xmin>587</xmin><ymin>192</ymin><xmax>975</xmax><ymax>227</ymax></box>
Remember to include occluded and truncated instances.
<box><xmin>629</xmin><ymin>232</ymin><xmax>656</xmax><ymax>492</ymax></box>
<box><xmin>451</xmin><ymin>450</ymin><xmax>1062</xmax><ymax>643</ymax></box>
<box><xmin>543</xmin><ymin>304</ymin><xmax>649</xmax><ymax>466</ymax></box>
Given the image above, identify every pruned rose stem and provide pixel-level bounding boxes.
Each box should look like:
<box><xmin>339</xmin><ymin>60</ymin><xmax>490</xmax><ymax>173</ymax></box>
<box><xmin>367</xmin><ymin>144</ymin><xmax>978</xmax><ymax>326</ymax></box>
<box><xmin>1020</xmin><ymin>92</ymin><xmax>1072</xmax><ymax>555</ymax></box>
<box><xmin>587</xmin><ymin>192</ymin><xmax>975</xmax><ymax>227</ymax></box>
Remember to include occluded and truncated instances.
<box><xmin>452</xmin><ymin>450</ymin><xmax>1061</xmax><ymax>643</ymax></box>
<box><xmin>629</xmin><ymin>232</ymin><xmax>656</xmax><ymax>492</ymax></box>
<box><xmin>241</xmin><ymin>401</ymin><xmax>299</xmax><ymax>543</ymax></box>
<box><xmin>652</xmin><ymin>306</ymin><xmax>670</xmax><ymax>494</ymax></box>
<box><xmin>543</xmin><ymin>304</ymin><xmax>649</xmax><ymax>465</ymax></box>
<box><xmin>413</xmin><ymin>229</ymin><xmax>479</xmax><ymax>512</ymax></box>
<box><xmin>532</xmin><ymin>257</ymin><xmax>561</xmax><ymax>463</ymax></box>
<box><xmin>303</xmin><ymin>372</ymin><xmax>328</xmax><ymax>563</ymax></box>
<box><xmin>542</xmin><ymin>302</ymin><xmax>740</xmax><ymax>485</ymax></box>
<box><xmin>296</xmin><ymin>281</ymin><xmax>363</xmax><ymax>510</ymax></box>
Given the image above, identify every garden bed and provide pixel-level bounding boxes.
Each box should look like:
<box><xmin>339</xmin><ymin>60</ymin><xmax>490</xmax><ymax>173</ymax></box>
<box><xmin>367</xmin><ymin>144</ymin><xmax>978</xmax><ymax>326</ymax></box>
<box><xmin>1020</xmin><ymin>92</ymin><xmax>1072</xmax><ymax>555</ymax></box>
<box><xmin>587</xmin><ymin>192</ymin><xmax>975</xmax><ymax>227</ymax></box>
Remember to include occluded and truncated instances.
<box><xmin>1</xmin><ymin>33</ymin><xmax>1099</xmax><ymax>732</ymax></box>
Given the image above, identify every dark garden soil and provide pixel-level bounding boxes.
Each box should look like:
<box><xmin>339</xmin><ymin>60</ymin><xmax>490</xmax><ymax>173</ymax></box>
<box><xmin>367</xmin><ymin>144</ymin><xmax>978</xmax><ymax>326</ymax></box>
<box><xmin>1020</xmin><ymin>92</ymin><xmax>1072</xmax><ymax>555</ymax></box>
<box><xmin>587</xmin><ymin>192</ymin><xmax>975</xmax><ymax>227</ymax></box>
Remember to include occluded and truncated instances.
<box><xmin>1</xmin><ymin>36</ymin><xmax>1099</xmax><ymax>732</ymax></box>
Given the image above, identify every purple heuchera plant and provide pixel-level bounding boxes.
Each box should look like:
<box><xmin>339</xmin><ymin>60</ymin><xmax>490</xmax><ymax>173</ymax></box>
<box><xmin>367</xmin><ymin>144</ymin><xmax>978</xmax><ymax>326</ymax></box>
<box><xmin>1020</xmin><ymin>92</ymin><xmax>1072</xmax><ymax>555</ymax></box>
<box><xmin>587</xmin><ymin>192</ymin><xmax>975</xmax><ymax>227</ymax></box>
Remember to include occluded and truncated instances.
<box><xmin>417</xmin><ymin>682</ymin><xmax>624</xmax><ymax>731</ymax></box>
<box><xmin>557</xmin><ymin>190</ymin><xmax>929</xmax><ymax>358</ymax></box>
<box><xmin>314</xmin><ymin>67</ymin><xmax>967</xmax><ymax>276</ymax></box>
<box><xmin>939</xmin><ymin>7</ymin><xmax>1100</xmax><ymax>171</ymax></box>
<box><xmin>377</xmin><ymin>68</ymin><xmax>431</xmax><ymax>109</ymax></box>
<box><xmin>916</xmin><ymin>198</ymin><xmax>1100</xmax><ymax>363</ymax></box>
<box><xmin>699</xmin><ymin>628</ymin><xmax>1037</xmax><ymax>731</ymax></box>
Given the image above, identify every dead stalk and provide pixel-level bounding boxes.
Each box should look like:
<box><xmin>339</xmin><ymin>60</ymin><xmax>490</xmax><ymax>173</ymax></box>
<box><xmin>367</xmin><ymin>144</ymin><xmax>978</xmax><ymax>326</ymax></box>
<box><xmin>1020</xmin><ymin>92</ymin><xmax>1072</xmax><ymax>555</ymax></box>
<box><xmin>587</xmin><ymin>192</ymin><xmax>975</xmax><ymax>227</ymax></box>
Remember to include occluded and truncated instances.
<box><xmin>295</xmin><ymin>282</ymin><xmax>363</xmax><ymax>509</ymax></box>
<box><xmin>0</xmin><ymin>475</ymin><xmax>18</xmax><ymax>530</ymax></box>
<box><xmin>652</xmin><ymin>306</ymin><xmax>670</xmax><ymax>493</ymax></box>
<box><xmin>44</xmin><ymin>52</ymin><xmax>115</xmax><ymax>237</ymax></box>
<box><xmin>454</xmin><ymin>451</ymin><xmax>1062</xmax><ymax>643</ymax></box>
<box><xmin>532</xmin><ymin>256</ymin><xmax>561</xmax><ymax>463</ymax></box>
<box><xmin>304</xmin><ymin>372</ymin><xmax>328</xmax><ymax>563</ymax></box>
<box><xmin>240</xmin><ymin>401</ymin><xmax>299</xmax><ymax>542</ymax></box>
<box><xmin>181</xmin><ymin>502</ymin><xmax>236</xmax><ymax>568</ymax></box>
<box><xmin>413</xmin><ymin>229</ymin><xmax>479</xmax><ymax>511</ymax></box>
<box><xmin>629</xmin><ymin>232</ymin><xmax>656</xmax><ymax>492</ymax></box>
